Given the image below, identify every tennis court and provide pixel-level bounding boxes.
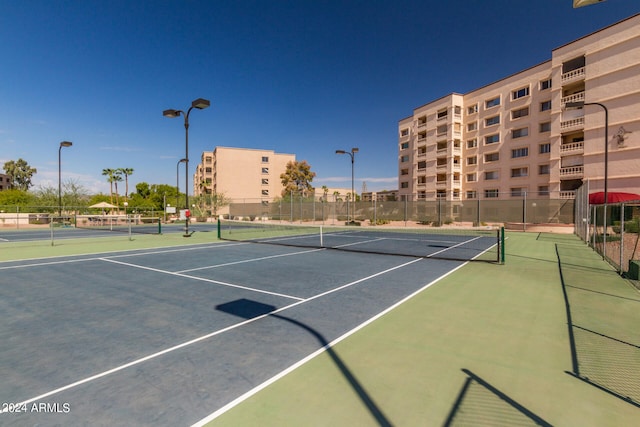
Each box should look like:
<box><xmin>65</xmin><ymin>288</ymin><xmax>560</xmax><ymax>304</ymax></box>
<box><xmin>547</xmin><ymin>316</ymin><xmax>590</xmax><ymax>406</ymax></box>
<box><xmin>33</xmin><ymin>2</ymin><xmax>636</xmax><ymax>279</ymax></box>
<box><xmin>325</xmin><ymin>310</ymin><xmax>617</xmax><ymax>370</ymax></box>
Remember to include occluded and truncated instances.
<box><xmin>0</xmin><ymin>228</ymin><xmax>496</xmax><ymax>426</ymax></box>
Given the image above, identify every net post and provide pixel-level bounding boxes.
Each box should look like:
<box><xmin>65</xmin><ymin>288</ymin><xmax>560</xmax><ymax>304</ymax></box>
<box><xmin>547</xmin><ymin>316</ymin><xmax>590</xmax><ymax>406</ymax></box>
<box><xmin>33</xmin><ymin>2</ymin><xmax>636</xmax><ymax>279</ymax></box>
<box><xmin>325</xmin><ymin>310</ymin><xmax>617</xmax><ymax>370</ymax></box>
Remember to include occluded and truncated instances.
<box><xmin>217</xmin><ymin>217</ymin><xmax>221</xmax><ymax>239</ymax></box>
<box><xmin>320</xmin><ymin>225</ymin><xmax>323</xmax><ymax>247</ymax></box>
<box><xmin>500</xmin><ymin>227</ymin><xmax>506</xmax><ymax>264</ymax></box>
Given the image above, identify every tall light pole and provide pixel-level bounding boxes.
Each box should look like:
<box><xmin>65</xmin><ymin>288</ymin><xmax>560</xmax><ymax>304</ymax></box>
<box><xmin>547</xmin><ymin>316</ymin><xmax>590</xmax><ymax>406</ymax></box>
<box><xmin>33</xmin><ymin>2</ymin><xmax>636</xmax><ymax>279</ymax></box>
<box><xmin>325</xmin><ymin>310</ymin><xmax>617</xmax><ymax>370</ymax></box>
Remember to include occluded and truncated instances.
<box><xmin>58</xmin><ymin>141</ymin><xmax>73</xmax><ymax>216</ymax></box>
<box><xmin>336</xmin><ymin>147</ymin><xmax>359</xmax><ymax>224</ymax></box>
<box><xmin>176</xmin><ymin>158</ymin><xmax>187</xmax><ymax>210</ymax></box>
<box><xmin>566</xmin><ymin>101</ymin><xmax>609</xmax><ymax>259</ymax></box>
<box><xmin>164</xmin><ymin>98</ymin><xmax>210</xmax><ymax>236</ymax></box>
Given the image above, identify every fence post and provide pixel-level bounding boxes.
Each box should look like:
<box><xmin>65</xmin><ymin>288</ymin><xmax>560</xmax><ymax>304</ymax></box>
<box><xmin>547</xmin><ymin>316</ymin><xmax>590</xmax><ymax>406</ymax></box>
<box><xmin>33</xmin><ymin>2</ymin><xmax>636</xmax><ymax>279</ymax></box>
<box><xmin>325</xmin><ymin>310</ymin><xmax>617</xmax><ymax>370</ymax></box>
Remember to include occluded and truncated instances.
<box><xmin>620</xmin><ymin>203</ymin><xmax>624</xmax><ymax>274</ymax></box>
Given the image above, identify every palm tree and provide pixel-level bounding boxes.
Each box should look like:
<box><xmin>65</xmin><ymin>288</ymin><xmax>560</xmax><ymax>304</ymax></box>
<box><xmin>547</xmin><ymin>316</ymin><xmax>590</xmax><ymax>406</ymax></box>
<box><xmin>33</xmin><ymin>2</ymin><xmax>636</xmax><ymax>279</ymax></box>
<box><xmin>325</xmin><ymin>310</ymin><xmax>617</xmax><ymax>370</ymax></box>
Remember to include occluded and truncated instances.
<box><xmin>118</xmin><ymin>168</ymin><xmax>134</xmax><ymax>201</ymax></box>
<box><xmin>322</xmin><ymin>185</ymin><xmax>329</xmax><ymax>202</ymax></box>
<box><xmin>102</xmin><ymin>168</ymin><xmax>116</xmax><ymax>205</ymax></box>
<box><xmin>112</xmin><ymin>170</ymin><xmax>123</xmax><ymax>210</ymax></box>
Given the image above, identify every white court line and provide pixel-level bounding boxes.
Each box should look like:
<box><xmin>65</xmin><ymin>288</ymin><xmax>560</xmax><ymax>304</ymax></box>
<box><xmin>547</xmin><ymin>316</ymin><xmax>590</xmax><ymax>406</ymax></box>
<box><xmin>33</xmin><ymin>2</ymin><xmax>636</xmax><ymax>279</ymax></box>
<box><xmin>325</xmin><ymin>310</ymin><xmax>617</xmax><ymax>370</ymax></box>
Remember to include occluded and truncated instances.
<box><xmin>1</xmin><ymin>257</ymin><xmax>423</xmax><ymax>414</ymax></box>
<box><xmin>427</xmin><ymin>235</ymin><xmax>483</xmax><ymax>258</ymax></box>
<box><xmin>191</xmin><ymin>257</ymin><xmax>467</xmax><ymax>426</ymax></box>
<box><xmin>177</xmin><ymin>247</ymin><xmax>325</xmax><ymax>273</ymax></box>
<box><xmin>100</xmin><ymin>257</ymin><xmax>305</xmax><ymax>301</ymax></box>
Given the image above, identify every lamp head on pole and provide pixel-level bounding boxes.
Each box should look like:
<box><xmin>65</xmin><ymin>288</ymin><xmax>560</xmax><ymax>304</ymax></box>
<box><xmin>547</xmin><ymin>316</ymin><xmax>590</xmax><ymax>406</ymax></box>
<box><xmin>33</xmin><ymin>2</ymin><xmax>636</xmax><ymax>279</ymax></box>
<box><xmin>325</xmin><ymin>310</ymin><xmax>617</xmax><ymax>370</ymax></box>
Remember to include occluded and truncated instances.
<box><xmin>565</xmin><ymin>101</ymin><xmax>585</xmax><ymax>109</ymax></box>
<box><xmin>335</xmin><ymin>150</ymin><xmax>346</xmax><ymax>155</ymax></box>
<box><xmin>351</xmin><ymin>147</ymin><xmax>359</xmax><ymax>154</ymax></box>
<box><xmin>163</xmin><ymin>109</ymin><xmax>181</xmax><ymax>118</ymax></box>
<box><xmin>191</xmin><ymin>98</ymin><xmax>210</xmax><ymax>110</ymax></box>
<box><xmin>60</xmin><ymin>141</ymin><xmax>73</xmax><ymax>148</ymax></box>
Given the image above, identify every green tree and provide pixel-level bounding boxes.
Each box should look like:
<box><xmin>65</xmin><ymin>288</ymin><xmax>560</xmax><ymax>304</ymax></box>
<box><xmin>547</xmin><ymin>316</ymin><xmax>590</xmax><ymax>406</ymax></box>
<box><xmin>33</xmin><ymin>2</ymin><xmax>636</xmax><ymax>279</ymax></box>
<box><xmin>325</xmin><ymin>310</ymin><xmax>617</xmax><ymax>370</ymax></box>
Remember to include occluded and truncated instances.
<box><xmin>0</xmin><ymin>189</ymin><xmax>34</xmax><ymax>207</ymax></box>
<box><xmin>102</xmin><ymin>168</ymin><xmax>116</xmax><ymax>205</ymax></box>
<box><xmin>118</xmin><ymin>168</ymin><xmax>134</xmax><ymax>200</ymax></box>
<box><xmin>280</xmin><ymin>160</ymin><xmax>316</xmax><ymax>198</ymax></box>
<box><xmin>3</xmin><ymin>158</ymin><xmax>37</xmax><ymax>191</ymax></box>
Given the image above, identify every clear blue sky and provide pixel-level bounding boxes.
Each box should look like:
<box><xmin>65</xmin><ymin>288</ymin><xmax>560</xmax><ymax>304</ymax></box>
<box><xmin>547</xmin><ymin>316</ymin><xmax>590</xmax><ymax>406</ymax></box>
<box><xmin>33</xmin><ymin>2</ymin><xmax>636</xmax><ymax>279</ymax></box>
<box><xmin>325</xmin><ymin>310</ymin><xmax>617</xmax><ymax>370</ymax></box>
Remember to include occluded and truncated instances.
<box><xmin>1</xmin><ymin>0</ymin><xmax>638</xmax><ymax>197</ymax></box>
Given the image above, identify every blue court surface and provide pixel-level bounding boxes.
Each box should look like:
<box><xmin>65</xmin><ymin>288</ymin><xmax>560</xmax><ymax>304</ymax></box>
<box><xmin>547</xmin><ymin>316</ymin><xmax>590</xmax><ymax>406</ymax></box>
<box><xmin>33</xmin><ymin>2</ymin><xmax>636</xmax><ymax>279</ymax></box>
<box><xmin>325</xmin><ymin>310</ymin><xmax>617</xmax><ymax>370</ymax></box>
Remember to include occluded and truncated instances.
<box><xmin>0</xmin><ymin>239</ymin><xmax>476</xmax><ymax>426</ymax></box>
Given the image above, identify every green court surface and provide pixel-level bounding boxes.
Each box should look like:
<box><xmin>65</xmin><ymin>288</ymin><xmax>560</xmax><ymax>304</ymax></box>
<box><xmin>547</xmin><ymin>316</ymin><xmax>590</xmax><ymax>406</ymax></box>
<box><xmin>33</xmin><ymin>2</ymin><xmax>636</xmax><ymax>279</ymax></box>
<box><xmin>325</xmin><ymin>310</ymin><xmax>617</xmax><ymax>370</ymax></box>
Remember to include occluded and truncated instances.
<box><xmin>0</xmin><ymin>231</ymin><xmax>219</xmax><ymax>261</ymax></box>
<box><xmin>205</xmin><ymin>232</ymin><xmax>640</xmax><ymax>426</ymax></box>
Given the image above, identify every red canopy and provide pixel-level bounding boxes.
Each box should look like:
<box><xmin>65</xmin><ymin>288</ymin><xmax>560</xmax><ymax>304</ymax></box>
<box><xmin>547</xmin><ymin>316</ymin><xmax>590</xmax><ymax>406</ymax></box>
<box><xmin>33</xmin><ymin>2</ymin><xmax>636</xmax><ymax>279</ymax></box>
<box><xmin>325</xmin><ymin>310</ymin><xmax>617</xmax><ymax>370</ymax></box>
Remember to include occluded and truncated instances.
<box><xmin>589</xmin><ymin>191</ymin><xmax>640</xmax><ymax>205</ymax></box>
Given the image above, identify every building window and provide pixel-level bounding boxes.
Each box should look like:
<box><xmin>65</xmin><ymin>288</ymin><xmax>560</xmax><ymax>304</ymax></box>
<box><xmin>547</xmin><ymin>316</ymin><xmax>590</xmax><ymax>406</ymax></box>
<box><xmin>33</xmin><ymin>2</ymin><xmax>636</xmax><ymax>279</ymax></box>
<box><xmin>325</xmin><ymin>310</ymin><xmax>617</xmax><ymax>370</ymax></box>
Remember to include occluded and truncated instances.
<box><xmin>540</xmin><ymin>79</ymin><xmax>552</xmax><ymax>90</ymax></box>
<box><xmin>511</xmin><ymin>188</ymin><xmax>526</xmax><ymax>197</ymax></box>
<box><xmin>401</xmin><ymin>128</ymin><xmax>409</xmax><ymax>137</ymax></box>
<box><xmin>539</xmin><ymin>143</ymin><xmax>551</xmax><ymax>154</ymax></box>
<box><xmin>437</xmin><ymin>124</ymin><xmax>448</xmax><ymax>135</ymax></box>
<box><xmin>467</xmin><ymin>156</ymin><xmax>477</xmax><ymax>165</ymax></box>
<box><xmin>261</xmin><ymin>156</ymin><xmax>269</xmax><ymax>163</ymax></box>
<box><xmin>538</xmin><ymin>186</ymin><xmax>550</xmax><ymax>195</ymax></box>
<box><xmin>539</xmin><ymin>122</ymin><xmax>551</xmax><ymax>133</ymax></box>
<box><xmin>400</xmin><ymin>155</ymin><xmax>409</xmax><ymax>162</ymax></box>
<box><xmin>467</xmin><ymin>138</ymin><xmax>477</xmax><ymax>148</ymax></box>
<box><xmin>485</xmin><ymin>115</ymin><xmax>500</xmax><ymax>127</ymax></box>
<box><xmin>539</xmin><ymin>164</ymin><xmax>550</xmax><ymax>175</ymax></box>
<box><xmin>485</xmin><ymin>171</ymin><xmax>499</xmax><ymax>180</ymax></box>
<box><xmin>437</xmin><ymin>109</ymin><xmax>448</xmax><ymax>120</ymax></box>
<box><xmin>512</xmin><ymin>87</ymin><xmax>530</xmax><ymax>100</ymax></box>
<box><xmin>467</xmin><ymin>190</ymin><xmax>477</xmax><ymax>199</ymax></box>
<box><xmin>261</xmin><ymin>189</ymin><xmax>269</xmax><ymax>196</ymax></box>
<box><xmin>511</xmin><ymin>167</ymin><xmax>528</xmax><ymax>178</ymax></box>
<box><xmin>512</xmin><ymin>147</ymin><xmax>529</xmax><ymax>158</ymax></box>
<box><xmin>485</xmin><ymin>96</ymin><xmax>500</xmax><ymax>109</ymax></box>
<box><xmin>467</xmin><ymin>104</ymin><xmax>478</xmax><ymax>115</ymax></box>
<box><xmin>401</xmin><ymin>142</ymin><xmax>409</xmax><ymax>149</ymax></box>
<box><xmin>485</xmin><ymin>134</ymin><xmax>500</xmax><ymax>145</ymax></box>
<box><xmin>540</xmin><ymin>100</ymin><xmax>551</xmax><ymax>112</ymax></box>
<box><xmin>484</xmin><ymin>189</ymin><xmax>499</xmax><ymax>198</ymax></box>
<box><xmin>401</xmin><ymin>182</ymin><xmax>409</xmax><ymax>189</ymax></box>
<box><xmin>512</xmin><ymin>107</ymin><xmax>529</xmax><ymax>119</ymax></box>
<box><xmin>467</xmin><ymin>122</ymin><xmax>477</xmax><ymax>132</ymax></box>
<box><xmin>262</xmin><ymin>178</ymin><xmax>269</xmax><ymax>185</ymax></box>
<box><xmin>467</xmin><ymin>173</ymin><xmax>477</xmax><ymax>182</ymax></box>
<box><xmin>401</xmin><ymin>168</ymin><xmax>409</xmax><ymax>176</ymax></box>
<box><xmin>485</xmin><ymin>152</ymin><xmax>499</xmax><ymax>162</ymax></box>
<box><xmin>454</xmin><ymin>105</ymin><xmax>462</xmax><ymax>116</ymax></box>
<box><xmin>261</xmin><ymin>167</ymin><xmax>269</xmax><ymax>174</ymax></box>
<box><xmin>512</xmin><ymin>127</ymin><xmax>529</xmax><ymax>139</ymax></box>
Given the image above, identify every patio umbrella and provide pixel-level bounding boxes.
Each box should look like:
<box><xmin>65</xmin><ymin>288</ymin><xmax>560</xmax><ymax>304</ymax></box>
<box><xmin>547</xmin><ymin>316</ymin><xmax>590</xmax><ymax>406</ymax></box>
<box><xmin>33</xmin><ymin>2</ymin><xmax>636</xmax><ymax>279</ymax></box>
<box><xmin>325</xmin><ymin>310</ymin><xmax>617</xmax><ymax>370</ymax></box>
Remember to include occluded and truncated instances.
<box><xmin>588</xmin><ymin>191</ymin><xmax>640</xmax><ymax>205</ymax></box>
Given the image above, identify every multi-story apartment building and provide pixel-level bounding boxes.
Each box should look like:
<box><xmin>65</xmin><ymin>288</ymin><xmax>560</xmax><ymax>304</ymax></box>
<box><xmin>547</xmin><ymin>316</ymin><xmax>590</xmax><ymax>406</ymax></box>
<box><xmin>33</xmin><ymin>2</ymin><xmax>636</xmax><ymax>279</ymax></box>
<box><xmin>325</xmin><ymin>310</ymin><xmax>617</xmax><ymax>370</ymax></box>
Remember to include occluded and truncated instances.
<box><xmin>0</xmin><ymin>174</ymin><xmax>10</xmax><ymax>191</ymax></box>
<box><xmin>399</xmin><ymin>14</ymin><xmax>640</xmax><ymax>201</ymax></box>
<box><xmin>193</xmin><ymin>146</ymin><xmax>295</xmax><ymax>202</ymax></box>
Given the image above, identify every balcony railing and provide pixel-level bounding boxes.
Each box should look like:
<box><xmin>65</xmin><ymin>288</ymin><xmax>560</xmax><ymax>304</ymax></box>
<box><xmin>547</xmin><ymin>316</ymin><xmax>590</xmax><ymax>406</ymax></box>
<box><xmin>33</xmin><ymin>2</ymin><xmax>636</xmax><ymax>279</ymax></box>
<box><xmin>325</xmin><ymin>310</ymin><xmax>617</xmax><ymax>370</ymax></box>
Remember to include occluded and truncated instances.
<box><xmin>560</xmin><ymin>165</ymin><xmax>584</xmax><ymax>177</ymax></box>
<box><xmin>560</xmin><ymin>141</ymin><xmax>584</xmax><ymax>154</ymax></box>
<box><xmin>560</xmin><ymin>191</ymin><xmax>576</xmax><ymax>199</ymax></box>
<box><xmin>561</xmin><ymin>67</ymin><xmax>585</xmax><ymax>83</ymax></box>
<box><xmin>560</xmin><ymin>117</ymin><xmax>584</xmax><ymax>131</ymax></box>
<box><xmin>561</xmin><ymin>91</ymin><xmax>585</xmax><ymax>107</ymax></box>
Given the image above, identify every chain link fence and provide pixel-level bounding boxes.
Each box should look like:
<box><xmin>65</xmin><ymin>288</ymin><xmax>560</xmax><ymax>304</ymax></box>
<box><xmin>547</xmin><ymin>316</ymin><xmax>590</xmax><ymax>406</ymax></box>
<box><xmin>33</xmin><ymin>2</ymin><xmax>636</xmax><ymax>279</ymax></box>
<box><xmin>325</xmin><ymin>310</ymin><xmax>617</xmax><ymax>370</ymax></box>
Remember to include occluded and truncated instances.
<box><xmin>222</xmin><ymin>197</ymin><xmax>574</xmax><ymax>227</ymax></box>
<box><xmin>575</xmin><ymin>183</ymin><xmax>640</xmax><ymax>278</ymax></box>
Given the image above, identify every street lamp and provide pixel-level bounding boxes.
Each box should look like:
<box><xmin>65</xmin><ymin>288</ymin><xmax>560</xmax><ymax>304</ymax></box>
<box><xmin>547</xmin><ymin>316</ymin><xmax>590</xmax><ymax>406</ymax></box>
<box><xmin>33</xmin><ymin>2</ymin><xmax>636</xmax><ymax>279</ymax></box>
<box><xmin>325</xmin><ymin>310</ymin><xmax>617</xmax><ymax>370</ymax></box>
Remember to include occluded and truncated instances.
<box><xmin>336</xmin><ymin>147</ymin><xmax>359</xmax><ymax>224</ymax></box>
<box><xmin>565</xmin><ymin>101</ymin><xmax>609</xmax><ymax>258</ymax></box>
<box><xmin>58</xmin><ymin>141</ymin><xmax>73</xmax><ymax>216</ymax></box>
<box><xmin>176</xmin><ymin>158</ymin><xmax>187</xmax><ymax>210</ymax></box>
<box><xmin>164</xmin><ymin>98</ymin><xmax>210</xmax><ymax>236</ymax></box>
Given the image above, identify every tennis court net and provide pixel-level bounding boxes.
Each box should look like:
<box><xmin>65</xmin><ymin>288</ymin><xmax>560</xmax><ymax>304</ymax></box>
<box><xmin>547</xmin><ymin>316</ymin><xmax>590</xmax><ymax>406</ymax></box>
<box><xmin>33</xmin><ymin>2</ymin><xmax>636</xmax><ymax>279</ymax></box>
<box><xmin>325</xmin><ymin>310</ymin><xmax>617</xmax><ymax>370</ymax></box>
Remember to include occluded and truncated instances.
<box><xmin>75</xmin><ymin>215</ymin><xmax>162</xmax><ymax>234</ymax></box>
<box><xmin>218</xmin><ymin>219</ymin><xmax>504</xmax><ymax>263</ymax></box>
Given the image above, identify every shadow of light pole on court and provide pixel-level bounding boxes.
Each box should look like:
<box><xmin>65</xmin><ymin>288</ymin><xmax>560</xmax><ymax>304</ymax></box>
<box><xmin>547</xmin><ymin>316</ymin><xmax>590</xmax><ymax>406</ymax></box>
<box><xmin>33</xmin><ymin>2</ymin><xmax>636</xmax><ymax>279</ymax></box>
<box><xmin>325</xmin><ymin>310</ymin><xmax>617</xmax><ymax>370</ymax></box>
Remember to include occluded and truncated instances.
<box><xmin>215</xmin><ymin>298</ymin><xmax>392</xmax><ymax>427</ymax></box>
